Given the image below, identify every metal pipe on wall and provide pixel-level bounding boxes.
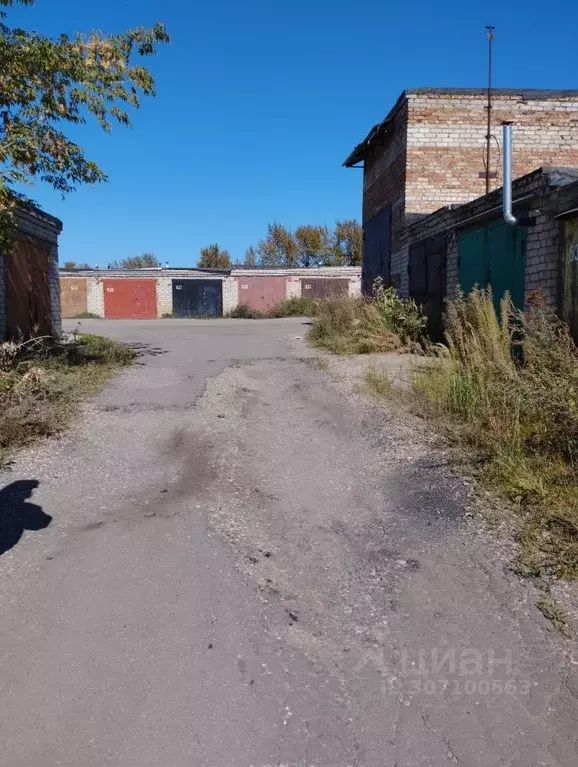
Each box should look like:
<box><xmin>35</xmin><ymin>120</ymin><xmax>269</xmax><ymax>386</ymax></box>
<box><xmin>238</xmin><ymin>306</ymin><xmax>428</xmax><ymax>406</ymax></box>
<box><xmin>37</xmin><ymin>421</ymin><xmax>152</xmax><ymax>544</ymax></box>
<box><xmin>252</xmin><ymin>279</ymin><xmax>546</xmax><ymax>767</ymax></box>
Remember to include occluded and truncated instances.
<box><xmin>502</xmin><ymin>122</ymin><xmax>517</xmax><ymax>226</ymax></box>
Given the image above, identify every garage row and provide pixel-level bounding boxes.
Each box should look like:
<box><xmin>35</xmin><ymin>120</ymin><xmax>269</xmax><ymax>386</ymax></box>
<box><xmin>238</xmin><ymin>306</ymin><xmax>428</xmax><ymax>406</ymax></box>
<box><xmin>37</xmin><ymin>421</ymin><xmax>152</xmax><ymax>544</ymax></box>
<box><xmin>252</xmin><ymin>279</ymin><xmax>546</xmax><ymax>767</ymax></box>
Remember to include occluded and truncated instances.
<box><xmin>59</xmin><ymin>267</ymin><xmax>362</xmax><ymax>319</ymax></box>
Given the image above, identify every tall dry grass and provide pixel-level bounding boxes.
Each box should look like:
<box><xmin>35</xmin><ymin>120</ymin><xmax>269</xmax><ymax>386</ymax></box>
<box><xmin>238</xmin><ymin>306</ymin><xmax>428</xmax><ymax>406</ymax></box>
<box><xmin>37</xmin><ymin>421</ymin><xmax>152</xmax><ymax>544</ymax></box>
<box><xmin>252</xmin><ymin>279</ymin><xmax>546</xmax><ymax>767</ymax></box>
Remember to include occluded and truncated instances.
<box><xmin>413</xmin><ymin>288</ymin><xmax>578</xmax><ymax>579</ymax></box>
<box><xmin>309</xmin><ymin>283</ymin><xmax>426</xmax><ymax>354</ymax></box>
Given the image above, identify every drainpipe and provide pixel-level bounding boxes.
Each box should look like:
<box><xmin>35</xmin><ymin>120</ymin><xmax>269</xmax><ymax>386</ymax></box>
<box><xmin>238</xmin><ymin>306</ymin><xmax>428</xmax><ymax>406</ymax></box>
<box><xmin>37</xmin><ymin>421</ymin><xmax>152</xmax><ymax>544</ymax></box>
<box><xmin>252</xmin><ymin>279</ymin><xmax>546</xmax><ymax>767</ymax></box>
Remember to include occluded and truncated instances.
<box><xmin>502</xmin><ymin>122</ymin><xmax>517</xmax><ymax>226</ymax></box>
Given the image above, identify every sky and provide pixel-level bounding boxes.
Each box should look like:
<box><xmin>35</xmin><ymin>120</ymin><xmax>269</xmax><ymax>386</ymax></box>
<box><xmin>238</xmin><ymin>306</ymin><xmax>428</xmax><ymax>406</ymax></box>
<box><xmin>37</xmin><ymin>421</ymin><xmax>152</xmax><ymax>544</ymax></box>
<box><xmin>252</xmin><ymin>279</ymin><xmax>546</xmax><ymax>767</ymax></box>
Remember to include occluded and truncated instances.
<box><xmin>7</xmin><ymin>0</ymin><xmax>578</xmax><ymax>267</ymax></box>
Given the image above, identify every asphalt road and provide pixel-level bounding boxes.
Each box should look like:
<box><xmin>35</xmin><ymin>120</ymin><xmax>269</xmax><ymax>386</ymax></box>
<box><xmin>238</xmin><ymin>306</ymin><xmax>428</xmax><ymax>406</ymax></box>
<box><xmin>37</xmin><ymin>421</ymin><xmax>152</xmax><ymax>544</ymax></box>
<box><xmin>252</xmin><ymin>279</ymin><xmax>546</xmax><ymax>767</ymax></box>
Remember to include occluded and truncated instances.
<box><xmin>0</xmin><ymin>318</ymin><xmax>576</xmax><ymax>766</ymax></box>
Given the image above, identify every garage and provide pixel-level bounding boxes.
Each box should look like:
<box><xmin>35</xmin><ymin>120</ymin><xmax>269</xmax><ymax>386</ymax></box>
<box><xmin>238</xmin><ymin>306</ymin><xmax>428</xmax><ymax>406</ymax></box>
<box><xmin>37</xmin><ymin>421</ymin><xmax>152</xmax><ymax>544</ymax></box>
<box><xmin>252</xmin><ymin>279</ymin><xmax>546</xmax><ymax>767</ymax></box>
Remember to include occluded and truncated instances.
<box><xmin>61</xmin><ymin>277</ymin><xmax>87</xmax><ymax>318</ymax></box>
<box><xmin>5</xmin><ymin>238</ymin><xmax>53</xmax><ymax>338</ymax></box>
<box><xmin>172</xmin><ymin>279</ymin><xmax>223</xmax><ymax>317</ymax></box>
<box><xmin>236</xmin><ymin>275</ymin><xmax>287</xmax><ymax>312</ymax></box>
<box><xmin>301</xmin><ymin>278</ymin><xmax>349</xmax><ymax>299</ymax></box>
<box><xmin>103</xmin><ymin>279</ymin><xmax>157</xmax><ymax>319</ymax></box>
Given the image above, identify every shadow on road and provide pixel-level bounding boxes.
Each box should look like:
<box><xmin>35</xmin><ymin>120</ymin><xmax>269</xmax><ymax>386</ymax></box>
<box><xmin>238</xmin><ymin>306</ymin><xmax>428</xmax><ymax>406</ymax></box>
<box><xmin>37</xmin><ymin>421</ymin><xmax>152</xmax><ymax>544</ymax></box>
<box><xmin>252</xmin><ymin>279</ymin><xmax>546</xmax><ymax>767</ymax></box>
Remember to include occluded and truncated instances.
<box><xmin>0</xmin><ymin>480</ymin><xmax>52</xmax><ymax>556</ymax></box>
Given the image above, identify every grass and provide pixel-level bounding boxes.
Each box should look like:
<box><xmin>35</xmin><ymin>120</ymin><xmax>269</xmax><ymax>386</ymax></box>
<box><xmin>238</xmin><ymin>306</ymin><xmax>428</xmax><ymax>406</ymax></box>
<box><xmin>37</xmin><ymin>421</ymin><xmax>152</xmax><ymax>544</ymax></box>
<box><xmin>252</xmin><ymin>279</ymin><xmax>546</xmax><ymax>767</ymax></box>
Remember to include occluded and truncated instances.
<box><xmin>409</xmin><ymin>288</ymin><xmax>578</xmax><ymax>583</ymax></box>
<box><xmin>71</xmin><ymin>312</ymin><xmax>101</xmax><ymax>319</ymax></box>
<box><xmin>0</xmin><ymin>333</ymin><xmax>134</xmax><ymax>465</ymax></box>
<box><xmin>227</xmin><ymin>296</ymin><xmax>317</xmax><ymax>319</ymax></box>
<box><xmin>309</xmin><ymin>284</ymin><xmax>426</xmax><ymax>355</ymax></box>
<box><xmin>364</xmin><ymin>366</ymin><xmax>395</xmax><ymax>397</ymax></box>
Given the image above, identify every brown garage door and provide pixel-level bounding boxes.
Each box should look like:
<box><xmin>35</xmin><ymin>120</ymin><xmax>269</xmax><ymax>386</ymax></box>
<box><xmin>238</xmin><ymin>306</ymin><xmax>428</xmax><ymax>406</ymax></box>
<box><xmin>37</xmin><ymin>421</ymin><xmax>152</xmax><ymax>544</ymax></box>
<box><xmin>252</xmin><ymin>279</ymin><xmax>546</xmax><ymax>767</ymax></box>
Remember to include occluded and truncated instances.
<box><xmin>5</xmin><ymin>238</ymin><xmax>52</xmax><ymax>338</ymax></box>
<box><xmin>60</xmin><ymin>278</ymin><xmax>88</xmax><ymax>318</ymax></box>
<box><xmin>301</xmin><ymin>278</ymin><xmax>348</xmax><ymax>299</ymax></box>
<box><xmin>236</xmin><ymin>275</ymin><xmax>287</xmax><ymax>312</ymax></box>
<box><xmin>103</xmin><ymin>279</ymin><xmax>157</xmax><ymax>319</ymax></box>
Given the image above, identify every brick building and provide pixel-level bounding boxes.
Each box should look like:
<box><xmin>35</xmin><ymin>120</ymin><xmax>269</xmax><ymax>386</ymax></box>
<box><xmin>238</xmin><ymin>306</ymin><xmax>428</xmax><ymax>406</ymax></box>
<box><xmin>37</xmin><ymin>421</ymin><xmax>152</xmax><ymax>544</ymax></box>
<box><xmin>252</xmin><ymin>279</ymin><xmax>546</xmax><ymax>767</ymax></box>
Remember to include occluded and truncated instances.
<box><xmin>344</xmin><ymin>87</ymin><xmax>578</xmax><ymax>297</ymax></box>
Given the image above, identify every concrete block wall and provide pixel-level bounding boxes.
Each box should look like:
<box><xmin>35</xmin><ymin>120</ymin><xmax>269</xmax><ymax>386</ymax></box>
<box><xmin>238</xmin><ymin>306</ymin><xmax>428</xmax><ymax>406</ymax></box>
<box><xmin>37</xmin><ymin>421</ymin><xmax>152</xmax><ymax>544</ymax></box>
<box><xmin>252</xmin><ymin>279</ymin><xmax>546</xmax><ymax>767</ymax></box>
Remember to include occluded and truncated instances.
<box><xmin>286</xmin><ymin>276</ymin><xmax>301</xmax><ymax>299</ymax></box>
<box><xmin>524</xmin><ymin>214</ymin><xmax>560</xmax><ymax>307</ymax></box>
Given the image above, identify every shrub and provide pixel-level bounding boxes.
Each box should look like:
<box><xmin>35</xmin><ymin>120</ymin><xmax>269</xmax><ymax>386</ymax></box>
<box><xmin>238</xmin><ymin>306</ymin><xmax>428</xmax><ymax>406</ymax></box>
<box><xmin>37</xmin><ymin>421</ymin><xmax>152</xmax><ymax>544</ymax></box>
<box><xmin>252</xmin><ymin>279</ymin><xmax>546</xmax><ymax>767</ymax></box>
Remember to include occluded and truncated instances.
<box><xmin>309</xmin><ymin>283</ymin><xmax>426</xmax><ymax>355</ymax></box>
<box><xmin>227</xmin><ymin>304</ymin><xmax>265</xmax><ymax>319</ymax></box>
<box><xmin>268</xmin><ymin>296</ymin><xmax>317</xmax><ymax>318</ymax></box>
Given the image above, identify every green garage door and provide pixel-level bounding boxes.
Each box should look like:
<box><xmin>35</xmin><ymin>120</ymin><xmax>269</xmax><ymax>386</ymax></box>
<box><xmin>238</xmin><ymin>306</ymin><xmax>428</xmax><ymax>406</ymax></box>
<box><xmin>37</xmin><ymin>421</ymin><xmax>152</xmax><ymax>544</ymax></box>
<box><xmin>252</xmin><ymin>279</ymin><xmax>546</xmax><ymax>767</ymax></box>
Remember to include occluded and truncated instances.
<box><xmin>459</xmin><ymin>218</ymin><xmax>526</xmax><ymax>311</ymax></box>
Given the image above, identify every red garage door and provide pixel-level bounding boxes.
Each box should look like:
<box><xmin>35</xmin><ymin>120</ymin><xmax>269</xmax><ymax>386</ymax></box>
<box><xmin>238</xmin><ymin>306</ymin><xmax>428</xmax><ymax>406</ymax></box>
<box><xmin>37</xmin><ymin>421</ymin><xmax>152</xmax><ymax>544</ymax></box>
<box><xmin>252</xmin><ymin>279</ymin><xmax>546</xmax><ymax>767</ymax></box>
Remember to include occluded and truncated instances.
<box><xmin>103</xmin><ymin>279</ymin><xmax>157</xmax><ymax>319</ymax></box>
<box><xmin>236</xmin><ymin>276</ymin><xmax>287</xmax><ymax>312</ymax></box>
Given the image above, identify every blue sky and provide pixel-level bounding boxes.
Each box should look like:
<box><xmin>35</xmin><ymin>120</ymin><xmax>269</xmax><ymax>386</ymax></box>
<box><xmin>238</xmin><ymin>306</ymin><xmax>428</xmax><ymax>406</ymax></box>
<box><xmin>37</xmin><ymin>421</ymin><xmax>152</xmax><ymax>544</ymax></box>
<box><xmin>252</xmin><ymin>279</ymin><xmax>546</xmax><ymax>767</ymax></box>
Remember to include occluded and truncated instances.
<box><xmin>8</xmin><ymin>0</ymin><xmax>578</xmax><ymax>266</ymax></box>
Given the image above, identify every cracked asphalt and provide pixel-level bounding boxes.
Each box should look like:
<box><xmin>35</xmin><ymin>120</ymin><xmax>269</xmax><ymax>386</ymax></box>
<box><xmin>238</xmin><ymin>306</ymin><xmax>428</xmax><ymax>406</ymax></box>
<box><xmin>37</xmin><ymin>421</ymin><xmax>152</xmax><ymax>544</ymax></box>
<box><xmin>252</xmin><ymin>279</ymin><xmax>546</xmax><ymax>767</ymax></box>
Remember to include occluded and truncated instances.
<box><xmin>0</xmin><ymin>318</ymin><xmax>577</xmax><ymax>766</ymax></box>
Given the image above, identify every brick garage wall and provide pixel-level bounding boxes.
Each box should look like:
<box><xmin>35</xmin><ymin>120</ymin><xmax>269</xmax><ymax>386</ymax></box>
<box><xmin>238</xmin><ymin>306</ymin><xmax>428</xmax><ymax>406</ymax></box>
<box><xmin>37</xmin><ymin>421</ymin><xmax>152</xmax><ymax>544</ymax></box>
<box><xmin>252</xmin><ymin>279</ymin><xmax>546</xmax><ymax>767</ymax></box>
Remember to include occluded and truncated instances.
<box><xmin>405</xmin><ymin>91</ymin><xmax>578</xmax><ymax>218</ymax></box>
<box><xmin>402</xmin><ymin>168</ymin><xmax>578</xmax><ymax>308</ymax></box>
<box><xmin>1</xmin><ymin>207</ymin><xmax>62</xmax><ymax>338</ymax></box>
<box><xmin>86</xmin><ymin>276</ymin><xmax>104</xmax><ymax>317</ymax></box>
<box><xmin>156</xmin><ymin>276</ymin><xmax>173</xmax><ymax>317</ymax></box>
<box><xmin>222</xmin><ymin>276</ymin><xmax>237</xmax><ymax>315</ymax></box>
<box><xmin>362</xmin><ymin>101</ymin><xmax>408</xmax><ymax>289</ymax></box>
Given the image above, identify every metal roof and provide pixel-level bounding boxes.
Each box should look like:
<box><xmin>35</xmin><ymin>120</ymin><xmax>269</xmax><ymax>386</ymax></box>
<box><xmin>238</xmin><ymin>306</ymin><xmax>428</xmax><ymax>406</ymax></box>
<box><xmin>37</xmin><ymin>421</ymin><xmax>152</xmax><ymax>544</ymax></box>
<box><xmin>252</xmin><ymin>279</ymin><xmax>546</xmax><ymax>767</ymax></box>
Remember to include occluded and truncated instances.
<box><xmin>343</xmin><ymin>87</ymin><xmax>578</xmax><ymax>167</ymax></box>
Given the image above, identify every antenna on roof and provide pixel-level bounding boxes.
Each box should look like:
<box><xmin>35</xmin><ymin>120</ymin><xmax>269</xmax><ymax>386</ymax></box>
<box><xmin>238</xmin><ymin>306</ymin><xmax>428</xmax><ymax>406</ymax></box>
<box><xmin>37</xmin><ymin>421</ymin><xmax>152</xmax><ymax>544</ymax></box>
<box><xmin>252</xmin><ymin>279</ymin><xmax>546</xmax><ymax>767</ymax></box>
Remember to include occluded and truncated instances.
<box><xmin>485</xmin><ymin>25</ymin><xmax>496</xmax><ymax>194</ymax></box>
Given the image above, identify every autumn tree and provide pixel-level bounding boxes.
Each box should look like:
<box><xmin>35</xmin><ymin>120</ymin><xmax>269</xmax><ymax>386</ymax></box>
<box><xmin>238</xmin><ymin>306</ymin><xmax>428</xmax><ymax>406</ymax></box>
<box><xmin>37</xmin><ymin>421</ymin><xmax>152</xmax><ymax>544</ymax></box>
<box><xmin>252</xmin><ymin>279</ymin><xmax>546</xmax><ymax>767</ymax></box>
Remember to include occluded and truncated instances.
<box><xmin>333</xmin><ymin>220</ymin><xmax>362</xmax><ymax>266</ymax></box>
<box><xmin>63</xmin><ymin>260</ymin><xmax>91</xmax><ymax>269</ymax></box>
<box><xmin>198</xmin><ymin>244</ymin><xmax>231</xmax><ymax>269</ymax></box>
<box><xmin>294</xmin><ymin>225</ymin><xmax>331</xmax><ymax>268</ymax></box>
<box><xmin>244</xmin><ymin>246</ymin><xmax>257</xmax><ymax>266</ymax></box>
<box><xmin>256</xmin><ymin>223</ymin><xmax>298</xmax><ymax>267</ymax></box>
<box><xmin>108</xmin><ymin>253</ymin><xmax>160</xmax><ymax>269</ymax></box>
<box><xmin>0</xmin><ymin>0</ymin><xmax>169</xmax><ymax>247</ymax></box>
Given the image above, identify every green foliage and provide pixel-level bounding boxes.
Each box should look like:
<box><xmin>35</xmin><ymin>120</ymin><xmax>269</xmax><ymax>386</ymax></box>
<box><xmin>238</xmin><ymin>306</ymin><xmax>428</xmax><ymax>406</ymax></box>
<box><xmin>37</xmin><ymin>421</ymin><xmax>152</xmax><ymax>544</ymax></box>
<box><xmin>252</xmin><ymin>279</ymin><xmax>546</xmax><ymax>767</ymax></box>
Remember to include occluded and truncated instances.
<box><xmin>372</xmin><ymin>278</ymin><xmax>427</xmax><ymax>344</ymax></box>
<box><xmin>0</xmin><ymin>0</ymin><xmax>169</xmax><ymax>248</ymax></box>
<box><xmin>244</xmin><ymin>246</ymin><xmax>257</xmax><ymax>266</ymax></box>
<box><xmin>227</xmin><ymin>304</ymin><xmax>265</xmax><ymax>319</ymax></box>
<box><xmin>257</xmin><ymin>223</ymin><xmax>298</xmax><ymax>267</ymax></box>
<box><xmin>333</xmin><ymin>220</ymin><xmax>363</xmax><ymax>266</ymax></box>
<box><xmin>294</xmin><ymin>225</ymin><xmax>331</xmax><ymax>268</ymax></box>
<box><xmin>268</xmin><ymin>296</ymin><xmax>316</xmax><ymax>317</ymax></box>
<box><xmin>63</xmin><ymin>260</ymin><xmax>91</xmax><ymax>269</ymax></box>
<box><xmin>412</xmin><ymin>288</ymin><xmax>578</xmax><ymax>580</ymax></box>
<box><xmin>108</xmin><ymin>253</ymin><xmax>160</xmax><ymax>269</ymax></box>
<box><xmin>198</xmin><ymin>244</ymin><xmax>231</xmax><ymax>269</ymax></box>
<box><xmin>247</xmin><ymin>220</ymin><xmax>362</xmax><ymax>267</ymax></box>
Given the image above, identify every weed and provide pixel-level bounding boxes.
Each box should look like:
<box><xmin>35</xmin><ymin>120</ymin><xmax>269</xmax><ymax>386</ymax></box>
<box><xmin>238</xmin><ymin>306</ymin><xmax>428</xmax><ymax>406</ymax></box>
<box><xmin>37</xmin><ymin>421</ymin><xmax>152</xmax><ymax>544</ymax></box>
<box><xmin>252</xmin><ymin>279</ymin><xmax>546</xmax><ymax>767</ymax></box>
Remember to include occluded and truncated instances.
<box><xmin>309</xmin><ymin>283</ymin><xmax>425</xmax><ymax>355</ymax></box>
<box><xmin>227</xmin><ymin>304</ymin><xmax>265</xmax><ymax>319</ymax></box>
<box><xmin>0</xmin><ymin>334</ymin><xmax>134</xmax><ymax>464</ymax></box>
<box><xmin>536</xmin><ymin>595</ymin><xmax>570</xmax><ymax>636</ymax></box>
<box><xmin>364</xmin><ymin>367</ymin><xmax>394</xmax><ymax>397</ymax></box>
<box><xmin>411</xmin><ymin>288</ymin><xmax>578</xmax><ymax>581</ymax></box>
<box><xmin>72</xmin><ymin>312</ymin><xmax>101</xmax><ymax>319</ymax></box>
<box><xmin>268</xmin><ymin>296</ymin><xmax>317</xmax><ymax>318</ymax></box>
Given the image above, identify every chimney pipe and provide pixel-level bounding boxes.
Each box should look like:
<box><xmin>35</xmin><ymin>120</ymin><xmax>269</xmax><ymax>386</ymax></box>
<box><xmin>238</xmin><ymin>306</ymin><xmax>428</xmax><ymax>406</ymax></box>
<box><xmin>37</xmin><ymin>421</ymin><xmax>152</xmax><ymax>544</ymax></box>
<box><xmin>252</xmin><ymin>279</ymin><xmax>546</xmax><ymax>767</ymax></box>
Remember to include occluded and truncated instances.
<box><xmin>502</xmin><ymin>122</ymin><xmax>517</xmax><ymax>226</ymax></box>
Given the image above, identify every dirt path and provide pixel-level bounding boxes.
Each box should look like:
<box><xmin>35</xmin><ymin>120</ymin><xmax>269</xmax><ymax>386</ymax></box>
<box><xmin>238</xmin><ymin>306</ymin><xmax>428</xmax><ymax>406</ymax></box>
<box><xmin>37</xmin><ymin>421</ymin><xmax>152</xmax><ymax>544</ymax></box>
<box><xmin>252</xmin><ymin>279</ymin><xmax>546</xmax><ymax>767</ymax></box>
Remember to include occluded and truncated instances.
<box><xmin>0</xmin><ymin>319</ymin><xmax>576</xmax><ymax>766</ymax></box>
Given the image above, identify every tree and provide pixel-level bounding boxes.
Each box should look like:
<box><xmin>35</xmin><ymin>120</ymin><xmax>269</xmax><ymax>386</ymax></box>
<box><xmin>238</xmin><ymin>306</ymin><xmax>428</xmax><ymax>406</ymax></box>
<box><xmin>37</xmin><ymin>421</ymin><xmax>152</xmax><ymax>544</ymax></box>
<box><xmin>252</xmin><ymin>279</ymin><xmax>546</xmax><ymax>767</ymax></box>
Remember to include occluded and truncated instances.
<box><xmin>198</xmin><ymin>244</ymin><xmax>231</xmax><ymax>269</ymax></box>
<box><xmin>244</xmin><ymin>246</ymin><xmax>257</xmax><ymax>266</ymax></box>
<box><xmin>256</xmin><ymin>223</ymin><xmax>298</xmax><ymax>267</ymax></box>
<box><xmin>108</xmin><ymin>253</ymin><xmax>160</xmax><ymax>269</ymax></box>
<box><xmin>63</xmin><ymin>260</ymin><xmax>91</xmax><ymax>269</ymax></box>
<box><xmin>294</xmin><ymin>225</ymin><xmax>331</xmax><ymax>268</ymax></box>
<box><xmin>0</xmin><ymin>0</ymin><xmax>169</xmax><ymax>247</ymax></box>
<box><xmin>333</xmin><ymin>220</ymin><xmax>363</xmax><ymax>266</ymax></box>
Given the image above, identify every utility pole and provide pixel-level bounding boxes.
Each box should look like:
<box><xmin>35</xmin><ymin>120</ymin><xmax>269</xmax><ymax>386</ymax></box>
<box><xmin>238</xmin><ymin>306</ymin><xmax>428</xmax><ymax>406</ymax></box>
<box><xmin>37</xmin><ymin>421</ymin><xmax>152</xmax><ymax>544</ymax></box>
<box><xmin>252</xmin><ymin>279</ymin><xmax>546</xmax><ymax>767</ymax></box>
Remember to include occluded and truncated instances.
<box><xmin>485</xmin><ymin>25</ymin><xmax>495</xmax><ymax>194</ymax></box>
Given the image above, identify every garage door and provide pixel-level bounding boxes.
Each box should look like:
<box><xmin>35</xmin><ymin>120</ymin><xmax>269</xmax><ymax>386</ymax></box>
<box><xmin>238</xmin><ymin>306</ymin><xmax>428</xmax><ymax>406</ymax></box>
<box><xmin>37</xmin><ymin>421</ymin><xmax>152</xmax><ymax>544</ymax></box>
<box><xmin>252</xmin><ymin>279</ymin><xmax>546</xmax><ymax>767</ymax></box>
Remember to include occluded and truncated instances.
<box><xmin>61</xmin><ymin>278</ymin><xmax>87</xmax><ymax>318</ymax></box>
<box><xmin>301</xmin><ymin>278</ymin><xmax>348</xmax><ymax>299</ymax></box>
<box><xmin>172</xmin><ymin>279</ymin><xmax>223</xmax><ymax>317</ymax></box>
<box><xmin>236</xmin><ymin>276</ymin><xmax>287</xmax><ymax>312</ymax></box>
<box><xmin>5</xmin><ymin>238</ymin><xmax>52</xmax><ymax>338</ymax></box>
<box><xmin>103</xmin><ymin>279</ymin><xmax>157</xmax><ymax>319</ymax></box>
